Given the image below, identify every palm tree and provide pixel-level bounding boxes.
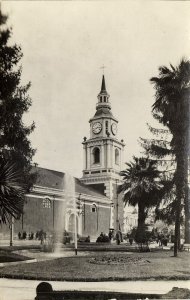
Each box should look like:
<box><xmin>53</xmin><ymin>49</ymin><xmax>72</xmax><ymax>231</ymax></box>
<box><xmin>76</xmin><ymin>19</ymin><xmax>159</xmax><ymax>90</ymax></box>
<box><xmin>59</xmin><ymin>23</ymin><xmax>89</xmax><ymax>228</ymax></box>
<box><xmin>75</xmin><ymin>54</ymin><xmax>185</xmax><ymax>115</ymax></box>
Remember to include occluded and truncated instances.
<box><xmin>151</xmin><ymin>59</ymin><xmax>190</xmax><ymax>256</ymax></box>
<box><xmin>0</xmin><ymin>159</ymin><xmax>26</xmax><ymax>224</ymax></box>
<box><xmin>119</xmin><ymin>157</ymin><xmax>162</xmax><ymax>231</ymax></box>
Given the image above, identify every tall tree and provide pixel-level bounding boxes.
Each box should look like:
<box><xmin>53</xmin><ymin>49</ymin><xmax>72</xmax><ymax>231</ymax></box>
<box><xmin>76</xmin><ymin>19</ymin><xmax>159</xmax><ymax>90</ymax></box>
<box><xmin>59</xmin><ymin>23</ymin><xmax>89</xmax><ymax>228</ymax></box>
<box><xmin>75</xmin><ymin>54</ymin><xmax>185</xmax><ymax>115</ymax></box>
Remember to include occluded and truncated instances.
<box><xmin>119</xmin><ymin>157</ymin><xmax>163</xmax><ymax>231</ymax></box>
<box><xmin>150</xmin><ymin>59</ymin><xmax>190</xmax><ymax>256</ymax></box>
<box><xmin>139</xmin><ymin>124</ymin><xmax>177</xmax><ymax>231</ymax></box>
<box><xmin>139</xmin><ymin>123</ymin><xmax>173</xmax><ymax>159</ymax></box>
<box><xmin>0</xmin><ymin>9</ymin><xmax>36</xmax><ymax>222</ymax></box>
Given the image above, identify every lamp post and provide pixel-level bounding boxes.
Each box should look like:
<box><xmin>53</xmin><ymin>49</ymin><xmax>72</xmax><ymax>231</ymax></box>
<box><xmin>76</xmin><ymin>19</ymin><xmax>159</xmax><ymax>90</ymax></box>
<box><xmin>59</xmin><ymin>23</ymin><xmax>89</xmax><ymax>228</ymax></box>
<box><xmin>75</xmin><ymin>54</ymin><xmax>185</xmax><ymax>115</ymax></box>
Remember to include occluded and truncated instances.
<box><xmin>10</xmin><ymin>216</ymin><xmax>14</xmax><ymax>246</ymax></box>
<box><xmin>74</xmin><ymin>214</ymin><xmax>77</xmax><ymax>255</ymax></box>
<box><xmin>109</xmin><ymin>201</ymin><xmax>114</xmax><ymax>230</ymax></box>
<box><xmin>74</xmin><ymin>193</ymin><xmax>82</xmax><ymax>255</ymax></box>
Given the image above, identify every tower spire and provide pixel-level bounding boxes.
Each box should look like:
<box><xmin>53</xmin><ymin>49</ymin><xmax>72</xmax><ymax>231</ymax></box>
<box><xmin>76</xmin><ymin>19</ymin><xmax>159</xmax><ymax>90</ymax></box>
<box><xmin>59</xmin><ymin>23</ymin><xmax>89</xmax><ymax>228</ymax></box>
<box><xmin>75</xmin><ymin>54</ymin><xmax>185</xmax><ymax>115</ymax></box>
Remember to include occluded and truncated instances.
<box><xmin>96</xmin><ymin>75</ymin><xmax>110</xmax><ymax>110</ymax></box>
<box><xmin>101</xmin><ymin>75</ymin><xmax>107</xmax><ymax>93</ymax></box>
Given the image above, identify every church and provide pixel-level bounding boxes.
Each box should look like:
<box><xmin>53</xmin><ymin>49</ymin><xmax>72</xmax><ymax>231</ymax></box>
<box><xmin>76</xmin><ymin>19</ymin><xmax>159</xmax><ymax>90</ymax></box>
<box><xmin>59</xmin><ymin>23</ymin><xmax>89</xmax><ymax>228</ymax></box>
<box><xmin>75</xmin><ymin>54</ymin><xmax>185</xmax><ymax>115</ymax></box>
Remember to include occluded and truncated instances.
<box><xmin>2</xmin><ymin>76</ymin><xmax>136</xmax><ymax>241</ymax></box>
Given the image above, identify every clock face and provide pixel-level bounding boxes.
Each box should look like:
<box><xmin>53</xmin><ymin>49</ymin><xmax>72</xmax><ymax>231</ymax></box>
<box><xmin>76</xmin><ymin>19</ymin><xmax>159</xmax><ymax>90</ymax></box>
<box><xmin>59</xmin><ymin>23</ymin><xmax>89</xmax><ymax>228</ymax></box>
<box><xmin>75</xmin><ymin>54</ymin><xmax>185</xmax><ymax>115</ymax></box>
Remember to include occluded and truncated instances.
<box><xmin>111</xmin><ymin>123</ymin><xmax>117</xmax><ymax>135</ymax></box>
<box><xmin>92</xmin><ymin>122</ymin><xmax>102</xmax><ymax>134</ymax></box>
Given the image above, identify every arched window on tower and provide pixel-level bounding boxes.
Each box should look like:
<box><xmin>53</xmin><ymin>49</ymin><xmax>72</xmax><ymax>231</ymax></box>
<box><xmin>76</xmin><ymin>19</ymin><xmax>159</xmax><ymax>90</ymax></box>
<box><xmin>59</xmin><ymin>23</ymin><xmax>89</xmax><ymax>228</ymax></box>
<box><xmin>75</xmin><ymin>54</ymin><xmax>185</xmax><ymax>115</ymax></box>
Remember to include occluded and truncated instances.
<box><xmin>105</xmin><ymin>121</ymin><xmax>108</xmax><ymax>134</ymax></box>
<box><xmin>115</xmin><ymin>148</ymin><xmax>119</xmax><ymax>165</ymax></box>
<box><xmin>93</xmin><ymin>147</ymin><xmax>100</xmax><ymax>164</ymax></box>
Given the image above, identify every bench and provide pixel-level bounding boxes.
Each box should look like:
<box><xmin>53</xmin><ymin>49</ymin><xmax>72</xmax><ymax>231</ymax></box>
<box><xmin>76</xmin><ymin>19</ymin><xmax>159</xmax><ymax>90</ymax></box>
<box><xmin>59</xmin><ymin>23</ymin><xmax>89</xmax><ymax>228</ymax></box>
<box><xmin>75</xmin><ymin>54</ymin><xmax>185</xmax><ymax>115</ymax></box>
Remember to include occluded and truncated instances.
<box><xmin>183</xmin><ymin>244</ymin><xmax>190</xmax><ymax>251</ymax></box>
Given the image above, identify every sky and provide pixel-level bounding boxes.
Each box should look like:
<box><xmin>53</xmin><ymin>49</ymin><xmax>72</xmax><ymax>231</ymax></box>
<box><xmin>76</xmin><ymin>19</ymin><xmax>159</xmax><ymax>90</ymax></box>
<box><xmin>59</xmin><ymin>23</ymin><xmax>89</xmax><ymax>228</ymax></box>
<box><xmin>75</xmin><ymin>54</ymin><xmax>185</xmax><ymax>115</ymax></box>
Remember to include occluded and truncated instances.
<box><xmin>2</xmin><ymin>1</ymin><xmax>190</xmax><ymax>178</ymax></box>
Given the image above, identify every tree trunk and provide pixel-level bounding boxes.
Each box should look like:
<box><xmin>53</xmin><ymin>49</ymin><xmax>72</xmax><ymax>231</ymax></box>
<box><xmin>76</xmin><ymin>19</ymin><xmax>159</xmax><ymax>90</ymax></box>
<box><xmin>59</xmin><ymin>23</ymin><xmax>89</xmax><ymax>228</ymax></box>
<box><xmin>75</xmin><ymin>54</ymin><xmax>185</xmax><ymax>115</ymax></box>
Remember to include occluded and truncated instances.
<box><xmin>184</xmin><ymin>161</ymin><xmax>190</xmax><ymax>243</ymax></box>
<box><xmin>184</xmin><ymin>95</ymin><xmax>190</xmax><ymax>243</ymax></box>
<box><xmin>184</xmin><ymin>186</ymin><xmax>190</xmax><ymax>243</ymax></box>
<box><xmin>174</xmin><ymin>193</ymin><xmax>181</xmax><ymax>257</ymax></box>
<box><xmin>138</xmin><ymin>202</ymin><xmax>146</xmax><ymax>230</ymax></box>
<box><xmin>174</xmin><ymin>153</ymin><xmax>185</xmax><ymax>257</ymax></box>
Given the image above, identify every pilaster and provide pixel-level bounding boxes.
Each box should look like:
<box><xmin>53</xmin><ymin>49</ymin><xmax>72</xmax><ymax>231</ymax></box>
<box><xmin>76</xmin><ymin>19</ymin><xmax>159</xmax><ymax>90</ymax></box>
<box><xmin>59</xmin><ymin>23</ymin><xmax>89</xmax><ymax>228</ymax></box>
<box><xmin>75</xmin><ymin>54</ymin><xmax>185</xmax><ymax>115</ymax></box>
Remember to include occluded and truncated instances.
<box><xmin>101</xmin><ymin>144</ymin><xmax>105</xmax><ymax>168</ymax></box>
<box><xmin>87</xmin><ymin>146</ymin><xmax>91</xmax><ymax>169</ymax></box>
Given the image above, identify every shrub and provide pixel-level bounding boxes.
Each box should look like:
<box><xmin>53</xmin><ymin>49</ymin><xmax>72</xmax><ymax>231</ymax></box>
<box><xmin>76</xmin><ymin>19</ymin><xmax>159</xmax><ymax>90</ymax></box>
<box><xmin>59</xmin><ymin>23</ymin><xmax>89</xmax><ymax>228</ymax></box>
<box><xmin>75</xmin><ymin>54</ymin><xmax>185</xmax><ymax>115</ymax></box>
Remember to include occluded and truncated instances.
<box><xmin>135</xmin><ymin>227</ymin><xmax>151</xmax><ymax>252</ymax></box>
<box><xmin>96</xmin><ymin>234</ymin><xmax>110</xmax><ymax>243</ymax></box>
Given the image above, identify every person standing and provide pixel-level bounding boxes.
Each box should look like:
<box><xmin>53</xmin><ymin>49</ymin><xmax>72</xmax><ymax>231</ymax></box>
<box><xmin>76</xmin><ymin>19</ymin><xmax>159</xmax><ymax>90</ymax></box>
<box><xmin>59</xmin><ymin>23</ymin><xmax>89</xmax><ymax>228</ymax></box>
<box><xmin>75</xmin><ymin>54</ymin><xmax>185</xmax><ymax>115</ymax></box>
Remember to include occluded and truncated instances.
<box><xmin>108</xmin><ymin>230</ymin><xmax>112</xmax><ymax>241</ymax></box>
<box><xmin>116</xmin><ymin>231</ymin><xmax>121</xmax><ymax>245</ymax></box>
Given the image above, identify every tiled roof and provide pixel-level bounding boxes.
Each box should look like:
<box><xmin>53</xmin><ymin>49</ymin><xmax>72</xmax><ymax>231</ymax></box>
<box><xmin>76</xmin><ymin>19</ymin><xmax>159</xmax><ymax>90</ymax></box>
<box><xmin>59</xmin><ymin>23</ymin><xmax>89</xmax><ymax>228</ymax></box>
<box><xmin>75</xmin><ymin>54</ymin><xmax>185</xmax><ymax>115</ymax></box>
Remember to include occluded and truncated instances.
<box><xmin>32</xmin><ymin>166</ymin><xmax>108</xmax><ymax>199</ymax></box>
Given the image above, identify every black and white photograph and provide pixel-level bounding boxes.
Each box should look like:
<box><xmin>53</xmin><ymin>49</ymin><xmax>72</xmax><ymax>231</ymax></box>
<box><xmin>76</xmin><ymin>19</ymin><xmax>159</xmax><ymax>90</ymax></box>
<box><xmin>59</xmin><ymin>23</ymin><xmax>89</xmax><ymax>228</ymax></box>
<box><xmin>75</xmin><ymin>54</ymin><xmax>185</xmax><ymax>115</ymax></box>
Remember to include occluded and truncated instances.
<box><xmin>0</xmin><ymin>1</ymin><xmax>190</xmax><ymax>299</ymax></box>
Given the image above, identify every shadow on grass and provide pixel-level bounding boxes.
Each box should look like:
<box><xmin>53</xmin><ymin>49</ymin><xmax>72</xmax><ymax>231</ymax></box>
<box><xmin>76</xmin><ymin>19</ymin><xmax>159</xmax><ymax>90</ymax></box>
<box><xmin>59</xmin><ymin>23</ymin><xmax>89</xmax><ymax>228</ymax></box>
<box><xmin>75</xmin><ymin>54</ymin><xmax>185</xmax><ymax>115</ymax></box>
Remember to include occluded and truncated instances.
<box><xmin>0</xmin><ymin>250</ymin><xmax>32</xmax><ymax>263</ymax></box>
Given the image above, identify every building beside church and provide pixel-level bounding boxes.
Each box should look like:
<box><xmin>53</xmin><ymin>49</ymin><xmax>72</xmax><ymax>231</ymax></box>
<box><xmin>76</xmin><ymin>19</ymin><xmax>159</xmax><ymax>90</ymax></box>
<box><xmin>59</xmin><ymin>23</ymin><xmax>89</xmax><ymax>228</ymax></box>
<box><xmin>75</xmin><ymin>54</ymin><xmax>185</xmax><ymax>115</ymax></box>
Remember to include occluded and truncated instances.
<box><xmin>1</xmin><ymin>76</ymin><xmax>129</xmax><ymax>241</ymax></box>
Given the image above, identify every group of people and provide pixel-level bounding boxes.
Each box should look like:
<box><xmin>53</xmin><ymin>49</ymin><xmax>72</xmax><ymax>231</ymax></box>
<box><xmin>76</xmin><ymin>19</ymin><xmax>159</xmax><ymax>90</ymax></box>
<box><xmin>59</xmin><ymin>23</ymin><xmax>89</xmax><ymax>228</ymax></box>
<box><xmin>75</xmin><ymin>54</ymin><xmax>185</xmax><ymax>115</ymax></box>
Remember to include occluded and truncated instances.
<box><xmin>18</xmin><ymin>231</ymin><xmax>33</xmax><ymax>240</ymax></box>
<box><xmin>96</xmin><ymin>232</ymin><xmax>110</xmax><ymax>243</ymax></box>
<box><xmin>96</xmin><ymin>230</ymin><xmax>123</xmax><ymax>244</ymax></box>
<box><xmin>17</xmin><ymin>230</ymin><xmax>47</xmax><ymax>244</ymax></box>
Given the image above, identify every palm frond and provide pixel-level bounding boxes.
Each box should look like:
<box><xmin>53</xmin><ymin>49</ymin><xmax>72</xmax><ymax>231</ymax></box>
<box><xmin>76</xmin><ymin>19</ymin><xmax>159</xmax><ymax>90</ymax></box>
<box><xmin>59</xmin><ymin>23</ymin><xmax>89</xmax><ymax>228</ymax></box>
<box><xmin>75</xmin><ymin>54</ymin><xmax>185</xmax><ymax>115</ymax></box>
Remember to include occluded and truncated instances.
<box><xmin>0</xmin><ymin>159</ymin><xmax>26</xmax><ymax>224</ymax></box>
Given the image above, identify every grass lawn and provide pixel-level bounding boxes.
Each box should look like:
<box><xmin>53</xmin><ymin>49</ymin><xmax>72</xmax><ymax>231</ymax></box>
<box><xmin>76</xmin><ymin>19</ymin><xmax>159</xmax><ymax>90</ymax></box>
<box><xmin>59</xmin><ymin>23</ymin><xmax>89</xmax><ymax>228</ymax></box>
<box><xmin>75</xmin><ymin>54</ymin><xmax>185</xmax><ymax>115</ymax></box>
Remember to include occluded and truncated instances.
<box><xmin>0</xmin><ymin>250</ymin><xmax>189</xmax><ymax>281</ymax></box>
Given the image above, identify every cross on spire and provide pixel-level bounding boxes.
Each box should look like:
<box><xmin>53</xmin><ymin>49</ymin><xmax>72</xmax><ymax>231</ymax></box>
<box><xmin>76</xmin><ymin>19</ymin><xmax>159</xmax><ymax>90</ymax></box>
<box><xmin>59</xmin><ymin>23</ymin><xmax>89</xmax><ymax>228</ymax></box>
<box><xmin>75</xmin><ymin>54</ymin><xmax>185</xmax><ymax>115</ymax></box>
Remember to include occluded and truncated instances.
<box><xmin>100</xmin><ymin>65</ymin><xmax>106</xmax><ymax>75</ymax></box>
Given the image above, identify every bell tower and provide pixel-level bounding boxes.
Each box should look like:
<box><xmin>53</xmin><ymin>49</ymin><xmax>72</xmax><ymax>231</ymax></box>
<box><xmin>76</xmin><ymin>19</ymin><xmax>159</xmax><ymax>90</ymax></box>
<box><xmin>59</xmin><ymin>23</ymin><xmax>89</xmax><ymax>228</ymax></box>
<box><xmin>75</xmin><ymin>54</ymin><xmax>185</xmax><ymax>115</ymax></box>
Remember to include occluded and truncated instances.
<box><xmin>81</xmin><ymin>75</ymin><xmax>125</xmax><ymax>229</ymax></box>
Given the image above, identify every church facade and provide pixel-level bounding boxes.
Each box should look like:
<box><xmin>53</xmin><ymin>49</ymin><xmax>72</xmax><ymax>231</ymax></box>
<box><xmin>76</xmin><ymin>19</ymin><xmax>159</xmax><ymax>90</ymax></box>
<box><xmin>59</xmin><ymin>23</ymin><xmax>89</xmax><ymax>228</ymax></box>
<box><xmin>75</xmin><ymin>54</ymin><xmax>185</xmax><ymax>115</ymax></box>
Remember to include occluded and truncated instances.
<box><xmin>1</xmin><ymin>76</ymin><xmax>128</xmax><ymax>241</ymax></box>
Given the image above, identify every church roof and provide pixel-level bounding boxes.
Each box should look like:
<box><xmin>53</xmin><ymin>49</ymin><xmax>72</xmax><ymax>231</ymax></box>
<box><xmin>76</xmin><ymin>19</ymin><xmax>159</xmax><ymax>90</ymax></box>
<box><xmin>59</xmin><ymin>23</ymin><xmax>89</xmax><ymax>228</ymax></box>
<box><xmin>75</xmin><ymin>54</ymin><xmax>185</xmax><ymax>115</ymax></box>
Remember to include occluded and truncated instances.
<box><xmin>32</xmin><ymin>166</ymin><xmax>108</xmax><ymax>199</ymax></box>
